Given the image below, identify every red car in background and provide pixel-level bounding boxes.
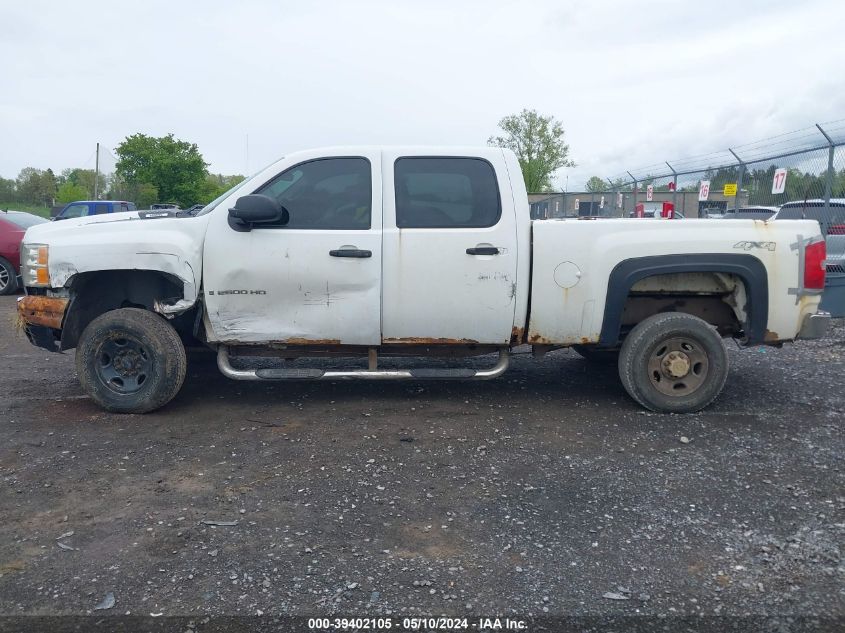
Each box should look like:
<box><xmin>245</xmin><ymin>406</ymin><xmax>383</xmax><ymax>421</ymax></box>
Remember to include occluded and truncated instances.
<box><xmin>0</xmin><ymin>211</ymin><xmax>49</xmax><ymax>295</ymax></box>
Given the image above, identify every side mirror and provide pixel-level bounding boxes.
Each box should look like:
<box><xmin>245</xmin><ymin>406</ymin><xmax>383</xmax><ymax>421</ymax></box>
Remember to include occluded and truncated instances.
<box><xmin>228</xmin><ymin>195</ymin><xmax>289</xmax><ymax>231</ymax></box>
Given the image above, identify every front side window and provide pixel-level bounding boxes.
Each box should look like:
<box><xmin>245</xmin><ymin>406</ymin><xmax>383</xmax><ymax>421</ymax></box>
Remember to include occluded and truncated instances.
<box><xmin>255</xmin><ymin>158</ymin><xmax>371</xmax><ymax>229</ymax></box>
<box><xmin>61</xmin><ymin>203</ymin><xmax>89</xmax><ymax>218</ymax></box>
<box><xmin>394</xmin><ymin>157</ymin><xmax>501</xmax><ymax>228</ymax></box>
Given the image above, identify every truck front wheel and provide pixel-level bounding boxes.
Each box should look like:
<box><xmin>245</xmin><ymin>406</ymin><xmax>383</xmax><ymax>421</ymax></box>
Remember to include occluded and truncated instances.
<box><xmin>618</xmin><ymin>312</ymin><xmax>728</xmax><ymax>413</ymax></box>
<box><xmin>76</xmin><ymin>308</ymin><xmax>187</xmax><ymax>413</ymax></box>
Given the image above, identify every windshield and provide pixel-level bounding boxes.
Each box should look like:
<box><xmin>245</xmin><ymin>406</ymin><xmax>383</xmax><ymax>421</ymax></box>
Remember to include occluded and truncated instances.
<box><xmin>196</xmin><ymin>176</ymin><xmax>255</xmax><ymax>217</ymax></box>
<box><xmin>2</xmin><ymin>212</ymin><xmax>49</xmax><ymax>229</ymax></box>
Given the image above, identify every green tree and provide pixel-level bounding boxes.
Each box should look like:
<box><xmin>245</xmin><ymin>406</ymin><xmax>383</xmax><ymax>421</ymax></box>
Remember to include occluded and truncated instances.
<box><xmin>585</xmin><ymin>176</ymin><xmax>607</xmax><ymax>192</ymax></box>
<box><xmin>56</xmin><ymin>181</ymin><xmax>89</xmax><ymax>204</ymax></box>
<box><xmin>115</xmin><ymin>133</ymin><xmax>209</xmax><ymax>207</ymax></box>
<box><xmin>198</xmin><ymin>173</ymin><xmax>246</xmax><ymax>204</ymax></box>
<box><xmin>16</xmin><ymin>167</ymin><xmax>57</xmax><ymax>206</ymax></box>
<box><xmin>488</xmin><ymin>109</ymin><xmax>575</xmax><ymax>192</ymax></box>
<box><xmin>0</xmin><ymin>177</ymin><xmax>15</xmax><ymax>203</ymax></box>
<box><xmin>60</xmin><ymin>168</ymin><xmax>107</xmax><ymax>199</ymax></box>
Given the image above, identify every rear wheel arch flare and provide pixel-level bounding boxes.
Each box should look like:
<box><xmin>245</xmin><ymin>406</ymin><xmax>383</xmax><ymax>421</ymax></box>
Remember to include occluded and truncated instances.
<box><xmin>599</xmin><ymin>254</ymin><xmax>769</xmax><ymax>346</ymax></box>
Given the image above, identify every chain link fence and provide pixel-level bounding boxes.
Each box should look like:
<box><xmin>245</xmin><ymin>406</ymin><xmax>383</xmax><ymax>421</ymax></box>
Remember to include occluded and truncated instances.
<box><xmin>608</xmin><ymin>120</ymin><xmax>845</xmax><ymax>220</ymax></box>
<box><xmin>531</xmin><ymin>121</ymin><xmax>845</xmax><ymax>223</ymax></box>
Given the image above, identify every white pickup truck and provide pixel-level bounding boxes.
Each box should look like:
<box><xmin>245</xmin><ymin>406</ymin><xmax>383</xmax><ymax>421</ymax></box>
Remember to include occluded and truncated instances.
<box><xmin>17</xmin><ymin>146</ymin><xmax>830</xmax><ymax>414</ymax></box>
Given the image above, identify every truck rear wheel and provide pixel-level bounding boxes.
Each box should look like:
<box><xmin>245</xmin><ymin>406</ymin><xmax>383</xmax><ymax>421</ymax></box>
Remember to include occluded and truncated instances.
<box><xmin>618</xmin><ymin>312</ymin><xmax>728</xmax><ymax>413</ymax></box>
<box><xmin>76</xmin><ymin>308</ymin><xmax>187</xmax><ymax>413</ymax></box>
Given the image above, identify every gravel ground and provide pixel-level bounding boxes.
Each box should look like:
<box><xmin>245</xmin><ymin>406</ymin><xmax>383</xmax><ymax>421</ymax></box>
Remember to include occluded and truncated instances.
<box><xmin>0</xmin><ymin>294</ymin><xmax>842</xmax><ymax>623</ymax></box>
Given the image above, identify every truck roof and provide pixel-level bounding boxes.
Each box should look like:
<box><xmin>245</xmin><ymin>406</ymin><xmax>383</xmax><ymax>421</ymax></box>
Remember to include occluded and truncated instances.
<box><xmin>64</xmin><ymin>200</ymin><xmax>133</xmax><ymax>205</ymax></box>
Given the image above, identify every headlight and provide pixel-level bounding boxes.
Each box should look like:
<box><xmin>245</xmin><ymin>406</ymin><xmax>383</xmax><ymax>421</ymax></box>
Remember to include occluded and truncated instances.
<box><xmin>20</xmin><ymin>243</ymin><xmax>50</xmax><ymax>287</ymax></box>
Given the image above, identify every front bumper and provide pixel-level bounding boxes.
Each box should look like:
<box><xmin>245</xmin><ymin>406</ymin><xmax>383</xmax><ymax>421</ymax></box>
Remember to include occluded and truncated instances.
<box><xmin>16</xmin><ymin>295</ymin><xmax>69</xmax><ymax>352</ymax></box>
<box><xmin>798</xmin><ymin>312</ymin><xmax>831</xmax><ymax>340</ymax></box>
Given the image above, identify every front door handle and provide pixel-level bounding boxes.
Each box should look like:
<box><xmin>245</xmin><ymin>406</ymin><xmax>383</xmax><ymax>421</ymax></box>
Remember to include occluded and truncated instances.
<box><xmin>466</xmin><ymin>246</ymin><xmax>500</xmax><ymax>256</ymax></box>
<box><xmin>330</xmin><ymin>248</ymin><xmax>372</xmax><ymax>258</ymax></box>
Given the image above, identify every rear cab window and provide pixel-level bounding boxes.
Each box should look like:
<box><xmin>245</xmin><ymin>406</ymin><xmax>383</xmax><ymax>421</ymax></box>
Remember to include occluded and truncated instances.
<box><xmin>394</xmin><ymin>157</ymin><xmax>501</xmax><ymax>228</ymax></box>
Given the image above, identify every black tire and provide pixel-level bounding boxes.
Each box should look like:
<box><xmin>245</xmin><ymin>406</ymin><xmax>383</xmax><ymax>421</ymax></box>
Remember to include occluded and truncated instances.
<box><xmin>76</xmin><ymin>308</ymin><xmax>187</xmax><ymax>413</ymax></box>
<box><xmin>0</xmin><ymin>258</ymin><xmax>17</xmax><ymax>296</ymax></box>
<box><xmin>571</xmin><ymin>344</ymin><xmax>619</xmax><ymax>364</ymax></box>
<box><xmin>618</xmin><ymin>312</ymin><xmax>728</xmax><ymax>413</ymax></box>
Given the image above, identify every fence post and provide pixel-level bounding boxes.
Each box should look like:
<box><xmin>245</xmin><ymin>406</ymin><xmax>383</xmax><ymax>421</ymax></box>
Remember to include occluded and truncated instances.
<box><xmin>728</xmin><ymin>149</ymin><xmax>744</xmax><ymax>209</ymax></box>
<box><xmin>666</xmin><ymin>162</ymin><xmax>678</xmax><ymax>214</ymax></box>
<box><xmin>627</xmin><ymin>171</ymin><xmax>637</xmax><ymax>217</ymax></box>
<box><xmin>816</xmin><ymin>123</ymin><xmax>835</xmax><ymax>221</ymax></box>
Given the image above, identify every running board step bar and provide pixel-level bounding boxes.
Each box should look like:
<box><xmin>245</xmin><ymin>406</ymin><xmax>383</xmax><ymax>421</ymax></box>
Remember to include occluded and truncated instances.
<box><xmin>217</xmin><ymin>346</ymin><xmax>509</xmax><ymax>381</ymax></box>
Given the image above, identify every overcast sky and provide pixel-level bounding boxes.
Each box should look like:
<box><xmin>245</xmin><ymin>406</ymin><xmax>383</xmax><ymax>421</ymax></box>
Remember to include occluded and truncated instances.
<box><xmin>2</xmin><ymin>0</ymin><xmax>844</xmax><ymax>189</ymax></box>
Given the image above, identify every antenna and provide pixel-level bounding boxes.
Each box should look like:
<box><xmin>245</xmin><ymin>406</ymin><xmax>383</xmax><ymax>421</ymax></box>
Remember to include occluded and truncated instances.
<box><xmin>94</xmin><ymin>142</ymin><xmax>100</xmax><ymax>199</ymax></box>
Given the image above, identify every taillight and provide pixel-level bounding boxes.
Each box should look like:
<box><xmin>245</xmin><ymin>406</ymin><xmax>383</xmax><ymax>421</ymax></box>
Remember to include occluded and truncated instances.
<box><xmin>804</xmin><ymin>240</ymin><xmax>826</xmax><ymax>290</ymax></box>
<box><xmin>828</xmin><ymin>224</ymin><xmax>845</xmax><ymax>235</ymax></box>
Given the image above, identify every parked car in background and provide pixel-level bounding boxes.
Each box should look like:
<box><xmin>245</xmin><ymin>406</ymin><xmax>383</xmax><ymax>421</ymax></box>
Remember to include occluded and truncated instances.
<box><xmin>150</xmin><ymin>203</ymin><xmax>180</xmax><ymax>210</ymax></box>
<box><xmin>0</xmin><ymin>210</ymin><xmax>49</xmax><ymax>294</ymax></box>
<box><xmin>722</xmin><ymin>206</ymin><xmax>779</xmax><ymax>220</ymax></box>
<box><xmin>771</xmin><ymin>199</ymin><xmax>845</xmax><ymax>231</ymax></box>
<box><xmin>54</xmin><ymin>200</ymin><xmax>137</xmax><ymax>221</ymax></box>
<box><xmin>772</xmin><ymin>199</ymin><xmax>845</xmax><ymax>316</ymax></box>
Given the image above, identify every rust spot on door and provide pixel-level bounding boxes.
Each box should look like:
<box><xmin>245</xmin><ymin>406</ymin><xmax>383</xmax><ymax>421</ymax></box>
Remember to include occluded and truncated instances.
<box><xmin>510</xmin><ymin>326</ymin><xmax>525</xmax><ymax>344</ymax></box>
<box><xmin>17</xmin><ymin>296</ymin><xmax>69</xmax><ymax>330</ymax></box>
<box><xmin>528</xmin><ymin>333</ymin><xmax>552</xmax><ymax>345</ymax></box>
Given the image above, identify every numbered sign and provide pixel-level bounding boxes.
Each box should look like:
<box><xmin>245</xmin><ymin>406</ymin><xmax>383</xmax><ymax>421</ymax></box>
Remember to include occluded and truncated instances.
<box><xmin>599</xmin><ymin>196</ymin><xmax>605</xmax><ymax>209</ymax></box>
<box><xmin>772</xmin><ymin>168</ymin><xmax>787</xmax><ymax>194</ymax></box>
<box><xmin>698</xmin><ymin>180</ymin><xmax>710</xmax><ymax>202</ymax></box>
<box><xmin>617</xmin><ymin>192</ymin><xmax>623</xmax><ymax>208</ymax></box>
<box><xmin>646</xmin><ymin>185</ymin><xmax>654</xmax><ymax>201</ymax></box>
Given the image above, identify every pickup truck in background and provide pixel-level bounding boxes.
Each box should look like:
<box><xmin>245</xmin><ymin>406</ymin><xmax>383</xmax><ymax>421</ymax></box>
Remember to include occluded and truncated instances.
<box><xmin>16</xmin><ymin>146</ymin><xmax>830</xmax><ymax>414</ymax></box>
<box><xmin>54</xmin><ymin>200</ymin><xmax>137</xmax><ymax>220</ymax></box>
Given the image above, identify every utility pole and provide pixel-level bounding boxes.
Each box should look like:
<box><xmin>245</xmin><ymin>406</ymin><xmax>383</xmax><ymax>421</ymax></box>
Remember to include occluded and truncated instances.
<box><xmin>94</xmin><ymin>142</ymin><xmax>100</xmax><ymax>200</ymax></box>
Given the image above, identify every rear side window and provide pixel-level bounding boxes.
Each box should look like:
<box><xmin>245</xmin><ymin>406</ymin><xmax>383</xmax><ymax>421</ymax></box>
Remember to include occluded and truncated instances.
<box><xmin>94</xmin><ymin>203</ymin><xmax>109</xmax><ymax>215</ymax></box>
<box><xmin>394</xmin><ymin>157</ymin><xmax>501</xmax><ymax>228</ymax></box>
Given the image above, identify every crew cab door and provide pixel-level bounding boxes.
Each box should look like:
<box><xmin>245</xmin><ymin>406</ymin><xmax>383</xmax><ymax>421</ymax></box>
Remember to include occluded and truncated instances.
<box><xmin>202</xmin><ymin>150</ymin><xmax>382</xmax><ymax>345</ymax></box>
<box><xmin>381</xmin><ymin>150</ymin><xmax>518</xmax><ymax>344</ymax></box>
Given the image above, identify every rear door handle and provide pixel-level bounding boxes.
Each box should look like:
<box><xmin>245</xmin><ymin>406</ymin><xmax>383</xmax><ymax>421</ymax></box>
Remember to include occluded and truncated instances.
<box><xmin>330</xmin><ymin>248</ymin><xmax>372</xmax><ymax>258</ymax></box>
<box><xmin>466</xmin><ymin>246</ymin><xmax>500</xmax><ymax>256</ymax></box>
